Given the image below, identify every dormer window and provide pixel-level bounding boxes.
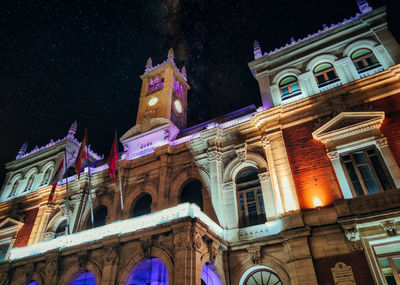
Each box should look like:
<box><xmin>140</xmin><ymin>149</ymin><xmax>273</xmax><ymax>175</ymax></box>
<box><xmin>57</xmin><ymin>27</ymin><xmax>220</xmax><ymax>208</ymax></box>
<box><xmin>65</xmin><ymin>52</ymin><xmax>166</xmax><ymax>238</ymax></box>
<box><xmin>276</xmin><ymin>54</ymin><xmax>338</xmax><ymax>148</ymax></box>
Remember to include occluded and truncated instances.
<box><xmin>351</xmin><ymin>48</ymin><xmax>381</xmax><ymax>73</ymax></box>
<box><xmin>279</xmin><ymin>76</ymin><xmax>301</xmax><ymax>100</ymax></box>
<box><xmin>24</xmin><ymin>174</ymin><xmax>36</xmax><ymax>192</ymax></box>
<box><xmin>313</xmin><ymin>63</ymin><xmax>339</xmax><ymax>87</ymax></box>
<box><xmin>41</xmin><ymin>168</ymin><xmax>52</xmax><ymax>186</ymax></box>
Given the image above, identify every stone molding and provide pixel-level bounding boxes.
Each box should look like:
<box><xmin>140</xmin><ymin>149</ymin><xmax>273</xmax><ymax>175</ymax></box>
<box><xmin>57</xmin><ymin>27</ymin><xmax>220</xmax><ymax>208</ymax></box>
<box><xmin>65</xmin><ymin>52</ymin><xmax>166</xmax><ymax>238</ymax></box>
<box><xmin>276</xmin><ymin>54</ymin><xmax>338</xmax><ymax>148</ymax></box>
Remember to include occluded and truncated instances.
<box><xmin>327</xmin><ymin>151</ymin><xmax>339</xmax><ymax>160</ymax></box>
<box><xmin>207</xmin><ymin>150</ymin><xmax>222</xmax><ymax>162</ymax></box>
<box><xmin>258</xmin><ymin>172</ymin><xmax>270</xmax><ymax>181</ymax></box>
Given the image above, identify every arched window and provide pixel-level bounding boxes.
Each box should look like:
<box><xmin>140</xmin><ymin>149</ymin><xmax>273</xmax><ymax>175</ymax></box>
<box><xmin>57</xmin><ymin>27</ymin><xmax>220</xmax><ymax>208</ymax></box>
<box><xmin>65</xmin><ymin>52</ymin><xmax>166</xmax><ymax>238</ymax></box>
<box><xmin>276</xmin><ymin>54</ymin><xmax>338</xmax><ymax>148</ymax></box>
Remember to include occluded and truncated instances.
<box><xmin>8</xmin><ymin>179</ymin><xmax>20</xmax><ymax>197</ymax></box>
<box><xmin>55</xmin><ymin>220</ymin><xmax>68</xmax><ymax>237</ymax></box>
<box><xmin>278</xmin><ymin>76</ymin><xmax>301</xmax><ymax>100</ymax></box>
<box><xmin>351</xmin><ymin>48</ymin><xmax>381</xmax><ymax>73</ymax></box>
<box><xmin>93</xmin><ymin>206</ymin><xmax>108</xmax><ymax>228</ymax></box>
<box><xmin>243</xmin><ymin>269</ymin><xmax>282</xmax><ymax>285</ymax></box>
<box><xmin>27</xmin><ymin>281</ymin><xmax>38</xmax><ymax>285</ymax></box>
<box><xmin>236</xmin><ymin>168</ymin><xmax>266</xmax><ymax>227</ymax></box>
<box><xmin>132</xmin><ymin>194</ymin><xmax>152</xmax><ymax>218</ymax></box>
<box><xmin>71</xmin><ymin>270</ymin><xmax>96</xmax><ymax>285</ymax></box>
<box><xmin>313</xmin><ymin>62</ymin><xmax>339</xmax><ymax>87</ymax></box>
<box><xmin>126</xmin><ymin>257</ymin><xmax>168</xmax><ymax>285</ymax></box>
<box><xmin>180</xmin><ymin>180</ymin><xmax>203</xmax><ymax>211</ymax></box>
<box><xmin>41</xmin><ymin>168</ymin><xmax>53</xmax><ymax>186</ymax></box>
<box><xmin>24</xmin><ymin>174</ymin><xmax>36</xmax><ymax>192</ymax></box>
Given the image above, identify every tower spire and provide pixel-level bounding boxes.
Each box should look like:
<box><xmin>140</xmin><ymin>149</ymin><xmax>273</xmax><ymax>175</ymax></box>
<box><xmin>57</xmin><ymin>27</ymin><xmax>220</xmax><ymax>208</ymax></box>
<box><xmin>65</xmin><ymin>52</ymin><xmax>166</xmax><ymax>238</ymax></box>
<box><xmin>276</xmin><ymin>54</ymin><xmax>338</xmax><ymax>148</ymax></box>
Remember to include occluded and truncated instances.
<box><xmin>16</xmin><ymin>142</ymin><xmax>28</xmax><ymax>159</ymax></box>
<box><xmin>146</xmin><ymin>57</ymin><xmax>152</xmax><ymax>70</ymax></box>
<box><xmin>356</xmin><ymin>0</ymin><xmax>372</xmax><ymax>13</ymax></box>
<box><xmin>67</xmin><ymin>121</ymin><xmax>78</xmax><ymax>138</ymax></box>
<box><xmin>254</xmin><ymin>40</ymin><xmax>262</xmax><ymax>59</ymax></box>
<box><xmin>181</xmin><ymin>65</ymin><xmax>187</xmax><ymax>78</ymax></box>
<box><xmin>168</xmin><ymin>48</ymin><xmax>174</xmax><ymax>61</ymax></box>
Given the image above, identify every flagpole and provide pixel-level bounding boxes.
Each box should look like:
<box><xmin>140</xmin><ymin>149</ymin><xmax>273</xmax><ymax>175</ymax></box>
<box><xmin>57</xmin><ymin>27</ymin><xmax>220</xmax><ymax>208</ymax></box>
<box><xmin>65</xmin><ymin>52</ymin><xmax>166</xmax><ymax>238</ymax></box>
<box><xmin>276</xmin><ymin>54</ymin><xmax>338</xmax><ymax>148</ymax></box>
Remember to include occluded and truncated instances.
<box><xmin>115</xmin><ymin>130</ymin><xmax>124</xmax><ymax>211</ymax></box>
<box><xmin>86</xmin><ymin>129</ymin><xmax>95</xmax><ymax>228</ymax></box>
<box><xmin>64</xmin><ymin>149</ymin><xmax>71</xmax><ymax>235</ymax></box>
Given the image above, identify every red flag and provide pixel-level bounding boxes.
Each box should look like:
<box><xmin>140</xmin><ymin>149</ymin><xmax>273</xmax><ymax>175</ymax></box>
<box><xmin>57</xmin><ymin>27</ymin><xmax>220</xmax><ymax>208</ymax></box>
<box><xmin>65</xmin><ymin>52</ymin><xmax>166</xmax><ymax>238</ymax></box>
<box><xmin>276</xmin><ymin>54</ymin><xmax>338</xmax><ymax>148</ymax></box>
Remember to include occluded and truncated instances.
<box><xmin>75</xmin><ymin>134</ymin><xmax>87</xmax><ymax>179</ymax></box>
<box><xmin>107</xmin><ymin>136</ymin><xmax>118</xmax><ymax>182</ymax></box>
<box><xmin>48</xmin><ymin>159</ymin><xmax>64</xmax><ymax>202</ymax></box>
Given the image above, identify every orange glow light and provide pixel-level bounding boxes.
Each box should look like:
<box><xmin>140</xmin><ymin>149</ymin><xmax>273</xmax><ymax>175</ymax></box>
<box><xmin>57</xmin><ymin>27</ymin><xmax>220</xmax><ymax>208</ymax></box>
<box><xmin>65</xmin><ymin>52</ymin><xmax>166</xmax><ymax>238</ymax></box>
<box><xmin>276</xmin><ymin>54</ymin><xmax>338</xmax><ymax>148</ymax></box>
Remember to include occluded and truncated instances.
<box><xmin>313</xmin><ymin>197</ymin><xmax>322</xmax><ymax>208</ymax></box>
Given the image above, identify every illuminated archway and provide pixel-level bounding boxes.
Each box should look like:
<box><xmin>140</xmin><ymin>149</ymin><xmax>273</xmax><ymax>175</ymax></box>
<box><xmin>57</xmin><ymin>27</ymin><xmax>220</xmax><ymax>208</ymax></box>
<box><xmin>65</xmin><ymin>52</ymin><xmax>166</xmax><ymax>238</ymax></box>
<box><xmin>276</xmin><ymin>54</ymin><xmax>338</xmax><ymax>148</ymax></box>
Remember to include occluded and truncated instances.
<box><xmin>71</xmin><ymin>270</ymin><xmax>96</xmax><ymax>285</ymax></box>
<box><xmin>126</xmin><ymin>257</ymin><xmax>168</xmax><ymax>285</ymax></box>
<box><xmin>201</xmin><ymin>262</ymin><xmax>222</xmax><ymax>285</ymax></box>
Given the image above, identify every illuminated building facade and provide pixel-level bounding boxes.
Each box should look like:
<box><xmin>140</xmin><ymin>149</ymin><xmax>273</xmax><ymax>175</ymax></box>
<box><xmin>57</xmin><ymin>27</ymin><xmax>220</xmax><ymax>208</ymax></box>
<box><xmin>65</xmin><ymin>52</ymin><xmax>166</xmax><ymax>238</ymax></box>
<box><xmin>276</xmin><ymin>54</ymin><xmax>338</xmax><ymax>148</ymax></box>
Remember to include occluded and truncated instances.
<box><xmin>1</xmin><ymin>2</ymin><xmax>400</xmax><ymax>284</ymax></box>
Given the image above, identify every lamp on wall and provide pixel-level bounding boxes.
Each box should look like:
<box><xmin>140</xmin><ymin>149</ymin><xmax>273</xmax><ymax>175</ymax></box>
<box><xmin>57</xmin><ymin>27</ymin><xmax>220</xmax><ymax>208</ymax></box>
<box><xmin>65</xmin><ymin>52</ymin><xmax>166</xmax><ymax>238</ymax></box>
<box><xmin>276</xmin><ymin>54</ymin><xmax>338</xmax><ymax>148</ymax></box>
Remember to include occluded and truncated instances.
<box><xmin>313</xmin><ymin>197</ymin><xmax>322</xmax><ymax>209</ymax></box>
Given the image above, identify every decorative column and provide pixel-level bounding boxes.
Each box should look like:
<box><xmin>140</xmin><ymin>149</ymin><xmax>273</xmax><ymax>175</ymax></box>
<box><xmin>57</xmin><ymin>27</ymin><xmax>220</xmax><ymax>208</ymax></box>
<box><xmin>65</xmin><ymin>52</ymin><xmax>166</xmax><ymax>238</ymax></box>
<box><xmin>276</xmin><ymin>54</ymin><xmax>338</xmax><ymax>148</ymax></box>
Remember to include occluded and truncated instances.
<box><xmin>207</xmin><ymin>149</ymin><xmax>225</xmax><ymax>227</ymax></box>
<box><xmin>376</xmin><ymin>137</ymin><xmax>400</xmax><ymax>187</ymax></box>
<box><xmin>327</xmin><ymin>151</ymin><xmax>353</xmax><ymax>198</ymax></box>
<box><xmin>258</xmin><ymin>172</ymin><xmax>278</xmax><ymax>220</ymax></box>
<box><xmin>335</xmin><ymin>57</ymin><xmax>360</xmax><ymax>83</ymax></box>
<box><xmin>298</xmin><ymin>71</ymin><xmax>317</xmax><ymax>97</ymax></box>
<box><xmin>222</xmin><ymin>182</ymin><xmax>238</xmax><ymax>230</ymax></box>
<box><xmin>101</xmin><ymin>245</ymin><xmax>119</xmax><ymax>285</ymax></box>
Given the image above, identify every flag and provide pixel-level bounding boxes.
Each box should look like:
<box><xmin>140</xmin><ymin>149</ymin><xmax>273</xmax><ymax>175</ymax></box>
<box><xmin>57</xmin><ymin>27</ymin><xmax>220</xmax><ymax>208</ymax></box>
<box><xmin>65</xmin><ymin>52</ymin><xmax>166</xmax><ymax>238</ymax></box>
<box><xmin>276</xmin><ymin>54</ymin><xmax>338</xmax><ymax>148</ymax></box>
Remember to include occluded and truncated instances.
<box><xmin>75</xmin><ymin>134</ymin><xmax>87</xmax><ymax>179</ymax></box>
<box><xmin>107</xmin><ymin>136</ymin><xmax>118</xmax><ymax>182</ymax></box>
<box><xmin>48</xmin><ymin>158</ymin><xmax>65</xmax><ymax>202</ymax></box>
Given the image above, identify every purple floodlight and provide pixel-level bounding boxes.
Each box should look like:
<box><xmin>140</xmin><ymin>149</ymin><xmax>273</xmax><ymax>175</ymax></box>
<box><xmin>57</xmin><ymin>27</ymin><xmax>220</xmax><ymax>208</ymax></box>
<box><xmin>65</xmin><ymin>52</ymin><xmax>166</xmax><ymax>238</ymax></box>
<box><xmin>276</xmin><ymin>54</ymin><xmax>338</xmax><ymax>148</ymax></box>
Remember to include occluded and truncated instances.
<box><xmin>72</xmin><ymin>270</ymin><xmax>96</xmax><ymax>285</ymax></box>
<box><xmin>126</xmin><ymin>257</ymin><xmax>168</xmax><ymax>285</ymax></box>
<box><xmin>201</xmin><ymin>262</ymin><xmax>222</xmax><ymax>285</ymax></box>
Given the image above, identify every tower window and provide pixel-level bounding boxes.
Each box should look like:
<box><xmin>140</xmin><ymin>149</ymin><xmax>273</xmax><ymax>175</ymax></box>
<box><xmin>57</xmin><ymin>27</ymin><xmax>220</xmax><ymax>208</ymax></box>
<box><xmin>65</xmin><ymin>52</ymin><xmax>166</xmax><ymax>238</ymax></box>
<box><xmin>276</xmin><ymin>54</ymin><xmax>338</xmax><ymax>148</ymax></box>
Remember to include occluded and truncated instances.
<box><xmin>313</xmin><ymin>62</ymin><xmax>339</xmax><ymax>87</ymax></box>
<box><xmin>351</xmin><ymin>48</ymin><xmax>381</xmax><ymax>73</ymax></box>
<box><xmin>236</xmin><ymin>168</ymin><xmax>266</xmax><ymax>227</ymax></box>
<box><xmin>279</xmin><ymin>76</ymin><xmax>301</xmax><ymax>100</ymax></box>
<box><xmin>341</xmin><ymin>147</ymin><xmax>394</xmax><ymax>196</ymax></box>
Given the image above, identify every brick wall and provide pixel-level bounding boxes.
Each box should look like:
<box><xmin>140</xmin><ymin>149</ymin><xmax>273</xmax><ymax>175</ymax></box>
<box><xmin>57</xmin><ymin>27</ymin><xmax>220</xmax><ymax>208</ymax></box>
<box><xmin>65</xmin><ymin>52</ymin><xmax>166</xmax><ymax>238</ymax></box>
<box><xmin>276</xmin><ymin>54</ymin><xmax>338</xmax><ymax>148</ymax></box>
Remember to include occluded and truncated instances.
<box><xmin>283</xmin><ymin>120</ymin><xmax>342</xmax><ymax>209</ymax></box>
<box><xmin>13</xmin><ymin>207</ymin><xmax>38</xmax><ymax>248</ymax></box>
<box><xmin>372</xmin><ymin>94</ymin><xmax>400</xmax><ymax>168</ymax></box>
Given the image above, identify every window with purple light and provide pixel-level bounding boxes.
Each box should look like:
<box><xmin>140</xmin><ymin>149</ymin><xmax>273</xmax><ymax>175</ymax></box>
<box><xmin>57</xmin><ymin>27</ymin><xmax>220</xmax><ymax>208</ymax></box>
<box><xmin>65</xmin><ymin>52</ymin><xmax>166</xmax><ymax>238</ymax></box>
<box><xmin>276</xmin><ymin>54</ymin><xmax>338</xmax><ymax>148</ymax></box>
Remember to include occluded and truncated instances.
<box><xmin>71</xmin><ymin>270</ymin><xmax>96</xmax><ymax>285</ymax></box>
<box><xmin>126</xmin><ymin>257</ymin><xmax>168</xmax><ymax>285</ymax></box>
<box><xmin>148</xmin><ymin>79</ymin><xmax>154</xmax><ymax>93</ymax></box>
<box><xmin>201</xmin><ymin>262</ymin><xmax>222</xmax><ymax>285</ymax></box>
<box><xmin>27</xmin><ymin>281</ymin><xmax>39</xmax><ymax>285</ymax></box>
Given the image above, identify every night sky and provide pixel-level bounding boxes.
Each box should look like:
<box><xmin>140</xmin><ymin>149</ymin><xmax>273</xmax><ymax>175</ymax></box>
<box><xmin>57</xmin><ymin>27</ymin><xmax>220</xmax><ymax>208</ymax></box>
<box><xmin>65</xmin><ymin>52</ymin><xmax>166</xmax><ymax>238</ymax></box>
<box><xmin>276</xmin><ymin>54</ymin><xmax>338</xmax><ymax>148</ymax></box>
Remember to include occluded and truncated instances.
<box><xmin>0</xmin><ymin>0</ymin><xmax>397</xmax><ymax>183</ymax></box>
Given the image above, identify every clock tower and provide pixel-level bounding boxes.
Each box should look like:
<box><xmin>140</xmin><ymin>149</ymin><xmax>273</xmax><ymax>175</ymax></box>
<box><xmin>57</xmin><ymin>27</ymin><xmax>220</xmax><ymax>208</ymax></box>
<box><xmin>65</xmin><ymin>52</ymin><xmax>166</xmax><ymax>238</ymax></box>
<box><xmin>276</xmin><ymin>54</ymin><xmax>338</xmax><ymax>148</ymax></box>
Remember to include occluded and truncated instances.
<box><xmin>136</xmin><ymin>48</ymin><xmax>189</xmax><ymax>130</ymax></box>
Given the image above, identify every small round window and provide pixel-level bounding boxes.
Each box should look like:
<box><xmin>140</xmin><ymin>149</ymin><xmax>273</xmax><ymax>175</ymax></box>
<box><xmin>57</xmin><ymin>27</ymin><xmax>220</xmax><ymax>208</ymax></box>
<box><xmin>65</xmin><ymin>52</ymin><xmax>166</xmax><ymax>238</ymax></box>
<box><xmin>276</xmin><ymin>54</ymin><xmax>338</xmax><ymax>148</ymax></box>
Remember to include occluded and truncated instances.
<box><xmin>243</xmin><ymin>269</ymin><xmax>282</xmax><ymax>285</ymax></box>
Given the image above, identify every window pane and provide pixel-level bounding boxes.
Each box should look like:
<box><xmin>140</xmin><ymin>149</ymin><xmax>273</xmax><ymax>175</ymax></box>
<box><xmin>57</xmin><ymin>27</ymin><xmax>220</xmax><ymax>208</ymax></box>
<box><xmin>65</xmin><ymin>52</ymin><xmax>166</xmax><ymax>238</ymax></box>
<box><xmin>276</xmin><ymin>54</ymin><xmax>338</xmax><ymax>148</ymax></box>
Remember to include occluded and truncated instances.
<box><xmin>353</xmin><ymin>151</ymin><xmax>367</xmax><ymax>164</ymax></box>
<box><xmin>354</xmin><ymin>60</ymin><xmax>365</xmax><ymax>70</ymax></box>
<box><xmin>291</xmin><ymin>82</ymin><xmax>300</xmax><ymax>93</ymax></box>
<box><xmin>351</xmin><ymin>49</ymin><xmax>371</xmax><ymax>59</ymax></box>
<box><xmin>344</xmin><ymin>161</ymin><xmax>364</xmax><ymax>196</ymax></box>
<box><xmin>379</xmin><ymin>259</ymin><xmax>390</xmax><ymax>268</ymax></box>
<box><xmin>382</xmin><ymin>268</ymin><xmax>396</xmax><ymax>285</ymax></box>
<box><xmin>358</xmin><ymin>165</ymin><xmax>380</xmax><ymax>194</ymax></box>
<box><xmin>279</xmin><ymin>76</ymin><xmax>297</xmax><ymax>86</ymax></box>
<box><xmin>316</xmin><ymin>74</ymin><xmax>325</xmax><ymax>84</ymax></box>
<box><xmin>370</xmin><ymin>155</ymin><xmax>392</xmax><ymax>191</ymax></box>
<box><xmin>327</xmin><ymin>70</ymin><xmax>337</xmax><ymax>80</ymax></box>
<box><xmin>246</xmin><ymin>191</ymin><xmax>255</xmax><ymax>202</ymax></box>
<box><xmin>366</xmin><ymin>55</ymin><xmax>378</xmax><ymax>66</ymax></box>
<box><xmin>280</xmin><ymin>87</ymin><xmax>289</xmax><ymax>96</ymax></box>
<box><xmin>393</xmin><ymin>258</ymin><xmax>400</xmax><ymax>273</ymax></box>
<box><xmin>314</xmin><ymin>63</ymin><xmax>332</xmax><ymax>73</ymax></box>
<box><xmin>257</xmin><ymin>195</ymin><xmax>265</xmax><ymax>214</ymax></box>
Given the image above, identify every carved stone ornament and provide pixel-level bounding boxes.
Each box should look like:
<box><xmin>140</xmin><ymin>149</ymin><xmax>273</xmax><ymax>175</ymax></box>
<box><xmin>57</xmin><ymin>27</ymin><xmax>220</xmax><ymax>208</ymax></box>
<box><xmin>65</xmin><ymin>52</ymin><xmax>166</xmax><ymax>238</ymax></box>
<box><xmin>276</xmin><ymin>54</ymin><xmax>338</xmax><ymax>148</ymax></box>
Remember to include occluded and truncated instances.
<box><xmin>376</xmin><ymin>137</ymin><xmax>388</xmax><ymax>147</ymax></box>
<box><xmin>45</xmin><ymin>203</ymin><xmax>55</xmax><ymax>214</ymax></box>
<box><xmin>222</xmin><ymin>182</ymin><xmax>235</xmax><ymax>192</ymax></box>
<box><xmin>0</xmin><ymin>272</ymin><xmax>8</xmax><ymax>285</ymax></box>
<box><xmin>258</xmin><ymin>172</ymin><xmax>270</xmax><ymax>181</ymax></box>
<box><xmin>45</xmin><ymin>255</ymin><xmax>58</xmax><ymax>274</ymax></box>
<box><xmin>44</xmin><ymin>231</ymin><xmax>55</xmax><ymax>241</ymax></box>
<box><xmin>173</xmin><ymin>232</ymin><xmax>189</xmax><ymax>251</ymax></box>
<box><xmin>327</xmin><ymin>151</ymin><xmax>339</xmax><ymax>160</ymax></box>
<box><xmin>208</xmin><ymin>242</ymin><xmax>218</xmax><ymax>264</ymax></box>
<box><xmin>103</xmin><ymin>246</ymin><xmax>119</xmax><ymax>265</ymax></box>
<box><xmin>261</xmin><ymin>135</ymin><xmax>270</xmax><ymax>149</ymax></box>
<box><xmin>24</xmin><ymin>263</ymin><xmax>34</xmax><ymax>281</ymax></box>
<box><xmin>140</xmin><ymin>238</ymin><xmax>152</xmax><ymax>257</ymax></box>
<box><xmin>193</xmin><ymin>233</ymin><xmax>203</xmax><ymax>251</ymax></box>
<box><xmin>207</xmin><ymin>150</ymin><xmax>222</xmax><ymax>162</ymax></box>
<box><xmin>344</xmin><ymin>227</ymin><xmax>363</xmax><ymax>251</ymax></box>
<box><xmin>234</xmin><ymin>143</ymin><xmax>247</xmax><ymax>162</ymax></box>
<box><xmin>381</xmin><ymin>220</ymin><xmax>397</xmax><ymax>237</ymax></box>
<box><xmin>78</xmin><ymin>252</ymin><xmax>89</xmax><ymax>270</ymax></box>
<box><xmin>247</xmin><ymin>246</ymin><xmax>261</xmax><ymax>265</ymax></box>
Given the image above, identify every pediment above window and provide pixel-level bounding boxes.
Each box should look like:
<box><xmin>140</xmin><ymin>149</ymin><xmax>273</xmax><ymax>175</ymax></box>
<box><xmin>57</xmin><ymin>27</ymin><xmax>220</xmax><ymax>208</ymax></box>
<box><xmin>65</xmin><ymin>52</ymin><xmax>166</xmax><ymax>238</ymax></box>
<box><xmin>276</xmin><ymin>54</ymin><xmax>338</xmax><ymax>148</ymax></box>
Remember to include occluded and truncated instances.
<box><xmin>0</xmin><ymin>217</ymin><xmax>24</xmax><ymax>238</ymax></box>
<box><xmin>312</xmin><ymin>112</ymin><xmax>385</xmax><ymax>143</ymax></box>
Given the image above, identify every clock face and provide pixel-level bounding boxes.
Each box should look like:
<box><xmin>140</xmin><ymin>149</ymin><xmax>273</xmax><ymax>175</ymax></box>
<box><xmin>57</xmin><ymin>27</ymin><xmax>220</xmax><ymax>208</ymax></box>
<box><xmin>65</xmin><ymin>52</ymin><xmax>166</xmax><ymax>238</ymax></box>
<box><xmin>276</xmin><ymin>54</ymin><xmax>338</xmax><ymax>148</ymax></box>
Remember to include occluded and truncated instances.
<box><xmin>174</xmin><ymin>100</ymin><xmax>182</xmax><ymax>113</ymax></box>
<box><xmin>148</xmin><ymin>96</ymin><xmax>158</xmax><ymax>106</ymax></box>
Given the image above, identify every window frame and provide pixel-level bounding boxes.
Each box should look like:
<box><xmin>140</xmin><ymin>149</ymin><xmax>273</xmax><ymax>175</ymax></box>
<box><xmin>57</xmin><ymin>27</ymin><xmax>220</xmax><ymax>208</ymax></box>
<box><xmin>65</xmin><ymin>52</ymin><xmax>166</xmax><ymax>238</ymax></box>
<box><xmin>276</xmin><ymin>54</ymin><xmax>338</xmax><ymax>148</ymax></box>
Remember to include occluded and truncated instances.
<box><xmin>278</xmin><ymin>76</ymin><xmax>301</xmax><ymax>100</ymax></box>
<box><xmin>313</xmin><ymin>62</ymin><xmax>339</xmax><ymax>87</ymax></box>
<box><xmin>351</xmin><ymin>48</ymin><xmax>381</xmax><ymax>73</ymax></box>
<box><xmin>236</xmin><ymin>168</ymin><xmax>266</xmax><ymax>228</ymax></box>
<box><xmin>340</xmin><ymin>146</ymin><xmax>395</xmax><ymax>197</ymax></box>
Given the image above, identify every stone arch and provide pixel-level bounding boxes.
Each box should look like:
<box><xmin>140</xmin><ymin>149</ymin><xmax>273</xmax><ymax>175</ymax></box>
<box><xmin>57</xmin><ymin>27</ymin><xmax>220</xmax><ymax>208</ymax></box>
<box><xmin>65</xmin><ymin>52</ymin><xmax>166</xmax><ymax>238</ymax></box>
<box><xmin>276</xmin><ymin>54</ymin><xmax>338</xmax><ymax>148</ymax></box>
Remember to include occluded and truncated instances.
<box><xmin>271</xmin><ymin>68</ymin><xmax>301</xmax><ymax>85</ymax></box>
<box><xmin>24</xmin><ymin>167</ymin><xmax>39</xmax><ymax>179</ymax></box>
<box><xmin>118</xmin><ymin>246</ymin><xmax>173</xmax><ymax>285</ymax></box>
<box><xmin>58</xmin><ymin>260</ymin><xmax>102</xmax><ymax>285</ymax></box>
<box><xmin>306</xmin><ymin>53</ymin><xmax>338</xmax><ymax>71</ymax></box>
<box><xmin>79</xmin><ymin>192</ymin><xmax>114</xmax><ymax>230</ymax></box>
<box><xmin>223</xmin><ymin>152</ymin><xmax>268</xmax><ymax>183</ymax></box>
<box><xmin>169</xmin><ymin>169</ymin><xmax>207</xmax><ymax>205</ymax></box>
<box><xmin>233</xmin><ymin>255</ymin><xmax>290</xmax><ymax>285</ymax></box>
<box><xmin>40</xmin><ymin>161</ymin><xmax>55</xmax><ymax>174</ymax></box>
<box><xmin>18</xmin><ymin>271</ymin><xmax>44</xmax><ymax>285</ymax></box>
<box><xmin>343</xmin><ymin>39</ymin><xmax>378</xmax><ymax>57</ymax></box>
<box><xmin>124</xmin><ymin>183</ymin><xmax>158</xmax><ymax>219</ymax></box>
<box><xmin>131</xmin><ymin>192</ymin><xmax>152</xmax><ymax>218</ymax></box>
<box><xmin>2</xmin><ymin>173</ymin><xmax>23</xmax><ymax>198</ymax></box>
<box><xmin>199</xmin><ymin>255</ymin><xmax>226</xmax><ymax>285</ymax></box>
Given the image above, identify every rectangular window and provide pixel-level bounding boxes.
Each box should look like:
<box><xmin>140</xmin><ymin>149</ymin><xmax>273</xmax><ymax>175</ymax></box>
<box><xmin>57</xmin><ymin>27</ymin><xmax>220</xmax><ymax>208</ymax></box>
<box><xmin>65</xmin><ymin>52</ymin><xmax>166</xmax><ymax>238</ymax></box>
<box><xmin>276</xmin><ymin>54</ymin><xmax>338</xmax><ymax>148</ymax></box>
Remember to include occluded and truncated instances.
<box><xmin>341</xmin><ymin>147</ymin><xmax>394</xmax><ymax>196</ymax></box>
<box><xmin>0</xmin><ymin>244</ymin><xmax>9</xmax><ymax>261</ymax></box>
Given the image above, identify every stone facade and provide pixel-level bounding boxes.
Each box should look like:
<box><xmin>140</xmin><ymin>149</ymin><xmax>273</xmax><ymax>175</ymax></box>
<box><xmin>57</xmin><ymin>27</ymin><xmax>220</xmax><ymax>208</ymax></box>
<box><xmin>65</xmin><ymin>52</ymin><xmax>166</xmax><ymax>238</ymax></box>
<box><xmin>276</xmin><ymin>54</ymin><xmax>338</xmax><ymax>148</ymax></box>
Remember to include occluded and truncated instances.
<box><xmin>0</xmin><ymin>3</ymin><xmax>400</xmax><ymax>285</ymax></box>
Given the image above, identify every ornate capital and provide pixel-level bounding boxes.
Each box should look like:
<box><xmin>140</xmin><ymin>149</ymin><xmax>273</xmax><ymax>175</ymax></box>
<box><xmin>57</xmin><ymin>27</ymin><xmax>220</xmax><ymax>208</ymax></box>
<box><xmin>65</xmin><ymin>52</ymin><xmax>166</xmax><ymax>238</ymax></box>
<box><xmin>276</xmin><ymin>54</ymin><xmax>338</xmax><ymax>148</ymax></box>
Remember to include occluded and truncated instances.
<box><xmin>376</xmin><ymin>137</ymin><xmax>388</xmax><ymax>147</ymax></box>
<box><xmin>258</xmin><ymin>172</ymin><xmax>270</xmax><ymax>181</ymax></box>
<box><xmin>222</xmin><ymin>182</ymin><xmax>235</xmax><ymax>192</ymax></box>
<box><xmin>45</xmin><ymin>203</ymin><xmax>55</xmax><ymax>214</ymax></box>
<box><xmin>327</xmin><ymin>151</ymin><xmax>339</xmax><ymax>160</ymax></box>
<box><xmin>247</xmin><ymin>246</ymin><xmax>261</xmax><ymax>264</ymax></box>
<box><xmin>261</xmin><ymin>135</ymin><xmax>270</xmax><ymax>149</ymax></box>
<box><xmin>192</xmin><ymin>233</ymin><xmax>203</xmax><ymax>251</ymax></box>
<box><xmin>173</xmin><ymin>232</ymin><xmax>190</xmax><ymax>252</ymax></box>
<box><xmin>234</xmin><ymin>143</ymin><xmax>247</xmax><ymax>162</ymax></box>
<box><xmin>207</xmin><ymin>150</ymin><xmax>222</xmax><ymax>161</ymax></box>
<box><xmin>208</xmin><ymin>242</ymin><xmax>218</xmax><ymax>264</ymax></box>
<box><xmin>45</xmin><ymin>254</ymin><xmax>58</xmax><ymax>275</ymax></box>
<box><xmin>103</xmin><ymin>246</ymin><xmax>119</xmax><ymax>265</ymax></box>
<box><xmin>381</xmin><ymin>220</ymin><xmax>397</xmax><ymax>237</ymax></box>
